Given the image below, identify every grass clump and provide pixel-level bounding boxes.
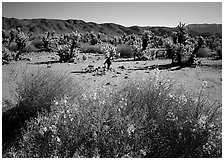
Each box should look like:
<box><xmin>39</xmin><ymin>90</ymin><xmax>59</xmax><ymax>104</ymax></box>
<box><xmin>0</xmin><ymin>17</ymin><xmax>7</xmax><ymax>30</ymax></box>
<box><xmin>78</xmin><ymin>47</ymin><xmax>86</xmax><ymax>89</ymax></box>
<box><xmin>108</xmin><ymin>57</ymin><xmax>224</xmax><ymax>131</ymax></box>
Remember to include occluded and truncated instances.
<box><xmin>3</xmin><ymin>74</ymin><xmax>221</xmax><ymax>158</ymax></box>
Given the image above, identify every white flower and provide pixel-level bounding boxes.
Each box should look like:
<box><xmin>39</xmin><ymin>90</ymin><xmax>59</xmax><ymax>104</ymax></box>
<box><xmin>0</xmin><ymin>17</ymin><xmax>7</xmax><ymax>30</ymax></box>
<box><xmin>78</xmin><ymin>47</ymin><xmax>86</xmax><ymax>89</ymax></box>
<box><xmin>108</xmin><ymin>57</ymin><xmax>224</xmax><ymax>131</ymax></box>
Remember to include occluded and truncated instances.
<box><xmin>179</xmin><ymin>94</ymin><xmax>187</xmax><ymax>103</ymax></box>
<box><xmin>198</xmin><ymin>114</ymin><xmax>207</xmax><ymax>127</ymax></box>
<box><xmin>56</xmin><ymin>136</ymin><xmax>61</xmax><ymax>143</ymax></box>
<box><xmin>168</xmin><ymin>93</ymin><xmax>174</xmax><ymax>98</ymax></box>
<box><xmin>202</xmin><ymin>81</ymin><xmax>208</xmax><ymax>88</ymax></box>
<box><xmin>127</xmin><ymin>124</ymin><xmax>135</xmax><ymax>136</ymax></box>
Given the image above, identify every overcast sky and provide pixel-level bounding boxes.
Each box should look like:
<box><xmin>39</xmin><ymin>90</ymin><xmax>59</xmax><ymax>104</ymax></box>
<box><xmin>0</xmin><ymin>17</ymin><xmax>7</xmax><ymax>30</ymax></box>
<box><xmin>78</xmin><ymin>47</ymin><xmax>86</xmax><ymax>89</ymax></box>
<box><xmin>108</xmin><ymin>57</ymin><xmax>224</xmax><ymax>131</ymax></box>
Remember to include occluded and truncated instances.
<box><xmin>2</xmin><ymin>2</ymin><xmax>222</xmax><ymax>27</ymax></box>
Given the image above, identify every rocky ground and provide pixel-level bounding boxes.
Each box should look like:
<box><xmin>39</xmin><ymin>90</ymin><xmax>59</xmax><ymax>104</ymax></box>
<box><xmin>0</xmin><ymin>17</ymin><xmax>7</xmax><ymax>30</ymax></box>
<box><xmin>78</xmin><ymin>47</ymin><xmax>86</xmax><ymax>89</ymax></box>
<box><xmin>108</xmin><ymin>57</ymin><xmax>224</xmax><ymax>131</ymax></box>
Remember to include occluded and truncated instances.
<box><xmin>2</xmin><ymin>52</ymin><xmax>222</xmax><ymax>108</ymax></box>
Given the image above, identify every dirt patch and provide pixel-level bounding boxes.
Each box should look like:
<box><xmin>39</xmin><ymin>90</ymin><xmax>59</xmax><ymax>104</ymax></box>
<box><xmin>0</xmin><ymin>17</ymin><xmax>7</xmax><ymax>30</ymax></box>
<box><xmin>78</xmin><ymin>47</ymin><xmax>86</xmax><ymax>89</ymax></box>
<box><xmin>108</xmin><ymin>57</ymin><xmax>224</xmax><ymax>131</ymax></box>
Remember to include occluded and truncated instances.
<box><xmin>2</xmin><ymin>52</ymin><xmax>222</xmax><ymax>106</ymax></box>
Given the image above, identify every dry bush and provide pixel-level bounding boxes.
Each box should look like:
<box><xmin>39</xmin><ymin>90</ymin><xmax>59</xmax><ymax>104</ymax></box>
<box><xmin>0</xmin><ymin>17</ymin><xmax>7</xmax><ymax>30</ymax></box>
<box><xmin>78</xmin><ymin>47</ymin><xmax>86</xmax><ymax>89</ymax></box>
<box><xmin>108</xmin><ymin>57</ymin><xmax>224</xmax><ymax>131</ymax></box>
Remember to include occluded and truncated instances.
<box><xmin>4</xmin><ymin>75</ymin><xmax>221</xmax><ymax>158</ymax></box>
<box><xmin>2</xmin><ymin>67</ymin><xmax>82</xmax><ymax>153</ymax></box>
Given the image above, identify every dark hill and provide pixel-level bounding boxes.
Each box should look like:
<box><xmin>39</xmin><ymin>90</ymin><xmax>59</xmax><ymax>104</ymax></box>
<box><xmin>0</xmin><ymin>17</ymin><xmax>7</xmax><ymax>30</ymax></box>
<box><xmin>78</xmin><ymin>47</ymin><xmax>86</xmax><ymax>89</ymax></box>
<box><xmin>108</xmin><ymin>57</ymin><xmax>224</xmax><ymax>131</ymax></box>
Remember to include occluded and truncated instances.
<box><xmin>2</xmin><ymin>17</ymin><xmax>222</xmax><ymax>38</ymax></box>
<box><xmin>187</xmin><ymin>23</ymin><xmax>222</xmax><ymax>37</ymax></box>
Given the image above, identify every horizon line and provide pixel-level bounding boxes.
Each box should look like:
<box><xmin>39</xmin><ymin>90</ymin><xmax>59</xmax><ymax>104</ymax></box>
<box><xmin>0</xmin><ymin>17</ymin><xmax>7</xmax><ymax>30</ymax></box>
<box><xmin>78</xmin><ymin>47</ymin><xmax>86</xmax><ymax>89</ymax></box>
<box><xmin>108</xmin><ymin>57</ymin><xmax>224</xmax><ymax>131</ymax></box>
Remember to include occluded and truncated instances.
<box><xmin>2</xmin><ymin>16</ymin><xmax>222</xmax><ymax>28</ymax></box>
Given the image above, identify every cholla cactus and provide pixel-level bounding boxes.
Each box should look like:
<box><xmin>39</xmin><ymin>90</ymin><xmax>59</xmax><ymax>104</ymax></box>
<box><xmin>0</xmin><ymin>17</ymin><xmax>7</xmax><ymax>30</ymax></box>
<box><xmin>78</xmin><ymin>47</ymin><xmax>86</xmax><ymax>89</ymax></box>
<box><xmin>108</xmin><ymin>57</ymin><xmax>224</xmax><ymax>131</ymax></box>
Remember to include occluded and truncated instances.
<box><xmin>57</xmin><ymin>44</ymin><xmax>79</xmax><ymax>62</ymax></box>
<box><xmin>101</xmin><ymin>44</ymin><xmax>117</xmax><ymax>58</ymax></box>
<box><xmin>176</xmin><ymin>22</ymin><xmax>188</xmax><ymax>45</ymax></box>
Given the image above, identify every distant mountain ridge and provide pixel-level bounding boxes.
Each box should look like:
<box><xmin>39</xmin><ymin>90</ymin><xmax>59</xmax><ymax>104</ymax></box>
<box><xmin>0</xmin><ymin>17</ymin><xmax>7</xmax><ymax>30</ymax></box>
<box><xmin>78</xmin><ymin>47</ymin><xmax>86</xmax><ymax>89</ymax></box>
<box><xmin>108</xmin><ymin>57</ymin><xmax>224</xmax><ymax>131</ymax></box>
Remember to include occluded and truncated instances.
<box><xmin>2</xmin><ymin>17</ymin><xmax>222</xmax><ymax>37</ymax></box>
<box><xmin>187</xmin><ymin>23</ymin><xmax>222</xmax><ymax>37</ymax></box>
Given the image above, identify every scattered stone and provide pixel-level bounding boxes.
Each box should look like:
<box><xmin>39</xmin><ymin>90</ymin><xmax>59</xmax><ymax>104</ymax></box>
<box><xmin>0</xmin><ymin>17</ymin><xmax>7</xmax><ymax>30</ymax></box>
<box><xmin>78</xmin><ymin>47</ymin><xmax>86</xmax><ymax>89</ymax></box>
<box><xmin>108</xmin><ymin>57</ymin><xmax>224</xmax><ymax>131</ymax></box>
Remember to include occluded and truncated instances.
<box><xmin>2</xmin><ymin>60</ymin><xmax>9</xmax><ymax>65</ymax></box>
<box><xmin>116</xmin><ymin>71</ymin><xmax>121</xmax><ymax>74</ymax></box>
<box><xmin>26</xmin><ymin>58</ymin><xmax>32</xmax><ymax>61</ymax></box>
<box><xmin>82</xmin><ymin>55</ymin><xmax>87</xmax><ymax>60</ymax></box>
<box><xmin>88</xmin><ymin>64</ymin><xmax>94</xmax><ymax>68</ymax></box>
<box><xmin>118</xmin><ymin>65</ymin><xmax>126</xmax><ymax>69</ymax></box>
<box><xmin>112</xmin><ymin>75</ymin><xmax>117</xmax><ymax>78</ymax></box>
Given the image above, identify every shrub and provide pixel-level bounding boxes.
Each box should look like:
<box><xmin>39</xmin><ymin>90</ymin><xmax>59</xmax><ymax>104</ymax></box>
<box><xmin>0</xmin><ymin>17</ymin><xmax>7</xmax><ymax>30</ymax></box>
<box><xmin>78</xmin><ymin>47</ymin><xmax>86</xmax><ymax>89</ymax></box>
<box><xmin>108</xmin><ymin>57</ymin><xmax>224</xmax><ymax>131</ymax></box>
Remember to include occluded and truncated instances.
<box><xmin>116</xmin><ymin>44</ymin><xmax>133</xmax><ymax>58</ymax></box>
<box><xmin>2</xmin><ymin>67</ymin><xmax>81</xmax><ymax>153</ymax></box>
<box><xmin>31</xmin><ymin>39</ymin><xmax>44</xmax><ymax>49</ymax></box>
<box><xmin>79</xmin><ymin>44</ymin><xmax>103</xmax><ymax>54</ymax></box>
<box><xmin>23</xmin><ymin>42</ymin><xmax>38</xmax><ymax>53</ymax></box>
<box><xmin>2</xmin><ymin>45</ymin><xmax>16</xmax><ymax>63</ymax></box>
<box><xmin>195</xmin><ymin>46</ymin><xmax>210</xmax><ymax>58</ymax></box>
<box><xmin>3</xmin><ymin>74</ymin><xmax>221</xmax><ymax>158</ymax></box>
<box><xmin>8</xmin><ymin>42</ymin><xmax>18</xmax><ymax>52</ymax></box>
<box><xmin>216</xmin><ymin>47</ymin><xmax>222</xmax><ymax>59</ymax></box>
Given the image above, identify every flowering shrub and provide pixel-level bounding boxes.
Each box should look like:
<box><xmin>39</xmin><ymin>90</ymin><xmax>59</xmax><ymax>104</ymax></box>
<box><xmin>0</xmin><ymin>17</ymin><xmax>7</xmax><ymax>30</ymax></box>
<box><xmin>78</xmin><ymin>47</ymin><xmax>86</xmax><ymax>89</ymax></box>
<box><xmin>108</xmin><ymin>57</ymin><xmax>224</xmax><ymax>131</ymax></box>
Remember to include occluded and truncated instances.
<box><xmin>2</xmin><ymin>67</ymin><xmax>81</xmax><ymax>153</ymax></box>
<box><xmin>3</xmin><ymin>74</ymin><xmax>221</xmax><ymax>158</ymax></box>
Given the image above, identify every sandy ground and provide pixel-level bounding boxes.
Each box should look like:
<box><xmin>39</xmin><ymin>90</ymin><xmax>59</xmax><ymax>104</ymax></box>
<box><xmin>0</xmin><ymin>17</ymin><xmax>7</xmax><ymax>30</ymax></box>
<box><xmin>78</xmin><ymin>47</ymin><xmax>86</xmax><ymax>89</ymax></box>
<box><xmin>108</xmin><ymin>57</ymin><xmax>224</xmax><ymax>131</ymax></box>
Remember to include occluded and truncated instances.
<box><xmin>2</xmin><ymin>52</ymin><xmax>222</xmax><ymax>108</ymax></box>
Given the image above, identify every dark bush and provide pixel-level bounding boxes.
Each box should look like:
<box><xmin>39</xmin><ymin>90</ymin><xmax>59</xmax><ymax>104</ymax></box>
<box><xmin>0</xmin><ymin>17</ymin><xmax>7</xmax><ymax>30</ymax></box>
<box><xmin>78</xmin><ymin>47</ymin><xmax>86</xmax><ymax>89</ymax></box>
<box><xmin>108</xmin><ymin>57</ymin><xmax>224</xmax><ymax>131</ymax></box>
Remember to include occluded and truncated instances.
<box><xmin>116</xmin><ymin>44</ymin><xmax>133</xmax><ymax>58</ymax></box>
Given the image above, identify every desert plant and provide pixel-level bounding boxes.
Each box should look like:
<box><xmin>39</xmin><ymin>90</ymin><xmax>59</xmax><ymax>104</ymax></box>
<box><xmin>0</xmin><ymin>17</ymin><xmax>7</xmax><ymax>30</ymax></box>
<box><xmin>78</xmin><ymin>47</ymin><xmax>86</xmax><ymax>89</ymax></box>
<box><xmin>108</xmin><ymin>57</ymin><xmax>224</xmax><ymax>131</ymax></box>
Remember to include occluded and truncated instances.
<box><xmin>101</xmin><ymin>44</ymin><xmax>117</xmax><ymax>58</ymax></box>
<box><xmin>30</xmin><ymin>39</ymin><xmax>44</xmax><ymax>49</ymax></box>
<box><xmin>23</xmin><ymin>42</ymin><xmax>38</xmax><ymax>53</ymax></box>
<box><xmin>2</xmin><ymin>66</ymin><xmax>81</xmax><ymax>152</ymax></box>
<box><xmin>57</xmin><ymin>44</ymin><xmax>79</xmax><ymax>62</ymax></box>
<box><xmin>79</xmin><ymin>44</ymin><xmax>103</xmax><ymax>54</ymax></box>
<box><xmin>216</xmin><ymin>47</ymin><xmax>222</xmax><ymax>59</ymax></box>
<box><xmin>3</xmin><ymin>74</ymin><xmax>221</xmax><ymax>158</ymax></box>
<box><xmin>2</xmin><ymin>45</ymin><xmax>16</xmax><ymax>64</ymax></box>
<box><xmin>116</xmin><ymin>44</ymin><xmax>133</xmax><ymax>58</ymax></box>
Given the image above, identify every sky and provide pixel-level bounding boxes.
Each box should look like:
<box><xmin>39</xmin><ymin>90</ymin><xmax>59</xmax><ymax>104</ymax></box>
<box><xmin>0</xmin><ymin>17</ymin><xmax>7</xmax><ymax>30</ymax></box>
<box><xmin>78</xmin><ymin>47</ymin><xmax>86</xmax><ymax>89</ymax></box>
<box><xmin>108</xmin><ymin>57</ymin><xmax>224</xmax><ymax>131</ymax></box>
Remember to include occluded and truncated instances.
<box><xmin>2</xmin><ymin>1</ymin><xmax>222</xmax><ymax>27</ymax></box>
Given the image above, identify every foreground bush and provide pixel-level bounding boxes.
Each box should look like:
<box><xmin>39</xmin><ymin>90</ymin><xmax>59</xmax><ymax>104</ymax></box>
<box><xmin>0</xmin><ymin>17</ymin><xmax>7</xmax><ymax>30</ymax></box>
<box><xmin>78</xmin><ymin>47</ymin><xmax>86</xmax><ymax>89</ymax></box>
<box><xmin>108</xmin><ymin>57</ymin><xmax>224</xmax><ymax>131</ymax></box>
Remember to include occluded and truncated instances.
<box><xmin>2</xmin><ymin>67</ymin><xmax>81</xmax><ymax>152</ymax></box>
<box><xmin>3</xmin><ymin>76</ymin><xmax>221</xmax><ymax>158</ymax></box>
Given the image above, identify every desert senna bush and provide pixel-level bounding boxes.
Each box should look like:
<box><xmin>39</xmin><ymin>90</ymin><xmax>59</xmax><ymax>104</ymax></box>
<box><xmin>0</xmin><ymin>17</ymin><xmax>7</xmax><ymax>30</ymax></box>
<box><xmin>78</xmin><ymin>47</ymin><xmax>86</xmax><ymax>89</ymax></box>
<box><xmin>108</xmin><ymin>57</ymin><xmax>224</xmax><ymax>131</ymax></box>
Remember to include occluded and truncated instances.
<box><xmin>2</xmin><ymin>66</ymin><xmax>82</xmax><ymax>155</ymax></box>
<box><xmin>5</xmin><ymin>75</ymin><xmax>221</xmax><ymax>158</ymax></box>
<box><xmin>14</xmin><ymin>66</ymin><xmax>81</xmax><ymax>115</ymax></box>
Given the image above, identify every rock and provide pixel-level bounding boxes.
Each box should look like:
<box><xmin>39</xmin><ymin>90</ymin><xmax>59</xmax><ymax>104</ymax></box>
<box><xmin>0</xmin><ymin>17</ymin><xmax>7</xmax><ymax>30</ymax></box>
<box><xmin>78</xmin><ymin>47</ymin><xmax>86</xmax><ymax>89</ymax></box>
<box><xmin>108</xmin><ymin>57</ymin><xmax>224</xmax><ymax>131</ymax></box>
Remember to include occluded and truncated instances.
<box><xmin>124</xmin><ymin>76</ymin><xmax>129</xmax><ymax>79</ymax></box>
<box><xmin>88</xmin><ymin>65</ymin><xmax>94</xmax><ymax>68</ymax></box>
<box><xmin>26</xmin><ymin>58</ymin><xmax>32</xmax><ymax>61</ymax></box>
<box><xmin>47</xmin><ymin>65</ymin><xmax>51</xmax><ymax>68</ymax></box>
<box><xmin>106</xmin><ymin>82</ymin><xmax>110</xmax><ymax>85</ymax></box>
<box><xmin>136</xmin><ymin>62</ymin><xmax>139</xmax><ymax>64</ymax></box>
<box><xmin>116</xmin><ymin>71</ymin><xmax>121</xmax><ymax>74</ymax></box>
<box><xmin>112</xmin><ymin>75</ymin><xmax>117</xmax><ymax>78</ymax></box>
<box><xmin>118</xmin><ymin>65</ymin><xmax>126</xmax><ymax>69</ymax></box>
<box><xmin>2</xmin><ymin>60</ymin><xmax>9</xmax><ymax>65</ymax></box>
<box><xmin>82</xmin><ymin>55</ymin><xmax>87</xmax><ymax>60</ymax></box>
